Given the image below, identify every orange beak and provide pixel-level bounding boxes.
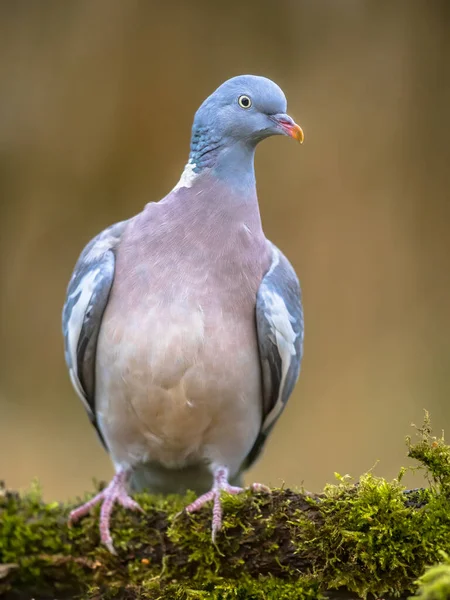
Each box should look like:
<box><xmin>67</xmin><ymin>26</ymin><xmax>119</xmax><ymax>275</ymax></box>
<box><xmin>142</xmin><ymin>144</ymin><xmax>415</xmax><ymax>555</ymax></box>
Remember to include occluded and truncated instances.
<box><xmin>270</xmin><ymin>114</ymin><xmax>304</xmax><ymax>143</ymax></box>
<box><xmin>284</xmin><ymin>121</ymin><xmax>304</xmax><ymax>143</ymax></box>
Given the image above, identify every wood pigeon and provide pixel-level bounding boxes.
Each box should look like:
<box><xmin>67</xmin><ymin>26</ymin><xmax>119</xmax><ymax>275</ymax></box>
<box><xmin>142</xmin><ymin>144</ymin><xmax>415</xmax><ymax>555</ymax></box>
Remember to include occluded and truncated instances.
<box><xmin>62</xmin><ymin>74</ymin><xmax>304</xmax><ymax>553</ymax></box>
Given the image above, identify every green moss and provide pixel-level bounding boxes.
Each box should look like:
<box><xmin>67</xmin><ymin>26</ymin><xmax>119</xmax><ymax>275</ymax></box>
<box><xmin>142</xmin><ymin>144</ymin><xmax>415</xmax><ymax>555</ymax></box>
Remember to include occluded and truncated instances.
<box><xmin>413</xmin><ymin>552</ymin><xmax>450</xmax><ymax>600</ymax></box>
<box><xmin>86</xmin><ymin>573</ymin><xmax>321</xmax><ymax>600</ymax></box>
<box><xmin>290</xmin><ymin>473</ymin><xmax>436</xmax><ymax>598</ymax></box>
<box><xmin>407</xmin><ymin>411</ymin><xmax>450</xmax><ymax>493</ymax></box>
<box><xmin>2</xmin><ymin>413</ymin><xmax>450</xmax><ymax>599</ymax></box>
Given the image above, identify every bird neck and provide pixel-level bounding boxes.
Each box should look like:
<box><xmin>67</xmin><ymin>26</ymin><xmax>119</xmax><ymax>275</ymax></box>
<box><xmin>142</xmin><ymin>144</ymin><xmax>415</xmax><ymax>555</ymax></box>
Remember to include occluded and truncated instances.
<box><xmin>188</xmin><ymin>128</ymin><xmax>257</xmax><ymax>194</ymax></box>
<box><xmin>170</xmin><ymin>139</ymin><xmax>262</xmax><ymax>235</ymax></box>
<box><xmin>210</xmin><ymin>141</ymin><xmax>257</xmax><ymax>192</ymax></box>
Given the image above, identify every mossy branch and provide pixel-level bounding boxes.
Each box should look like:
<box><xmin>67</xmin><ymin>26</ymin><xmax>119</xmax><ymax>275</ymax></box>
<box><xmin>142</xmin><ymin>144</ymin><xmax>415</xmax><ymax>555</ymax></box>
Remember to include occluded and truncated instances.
<box><xmin>2</xmin><ymin>413</ymin><xmax>450</xmax><ymax>600</ymax></box>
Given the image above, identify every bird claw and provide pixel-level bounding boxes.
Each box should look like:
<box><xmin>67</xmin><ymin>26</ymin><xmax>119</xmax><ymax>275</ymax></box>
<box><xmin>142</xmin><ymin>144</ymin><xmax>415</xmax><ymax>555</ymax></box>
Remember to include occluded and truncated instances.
<box><xmin>104</xmin><ymin>538</ymin><xmax>117</xmax><ymax>555</ymax></box>
<box><xmin>184</xmin><ymin>467</ymin><xmax>270</xmax><ymax>541</ymax></box>
<box><xmin>68</xmin><ymin>469</ymin><xmax>142</xmax><ymax>553</ymax></box>
<box><xmin>117</xmin><ymin>491</ymin><xmax>145</xmax><ymax>513</ymax></box>
<box><xmin>249</xmin><ymin>482</ymin><xmax>271</xmax><ymax>494</ymax></box>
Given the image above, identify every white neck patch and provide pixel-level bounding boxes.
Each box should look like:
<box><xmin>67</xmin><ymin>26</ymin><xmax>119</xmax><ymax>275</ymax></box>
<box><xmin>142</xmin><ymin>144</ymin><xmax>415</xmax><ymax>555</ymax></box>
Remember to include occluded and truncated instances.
<box><xmin>173</xmin><ymin>159</ymin><xmax>198</xmax><ymax>191</ymax></box>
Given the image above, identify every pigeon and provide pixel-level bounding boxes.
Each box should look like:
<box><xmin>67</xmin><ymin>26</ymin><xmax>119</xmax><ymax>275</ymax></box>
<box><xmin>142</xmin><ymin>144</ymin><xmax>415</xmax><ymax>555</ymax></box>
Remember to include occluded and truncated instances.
<box><xmin>62</xmin><ymin>75</ymin><xmax>304</xmax><ymax>553</ymax></box>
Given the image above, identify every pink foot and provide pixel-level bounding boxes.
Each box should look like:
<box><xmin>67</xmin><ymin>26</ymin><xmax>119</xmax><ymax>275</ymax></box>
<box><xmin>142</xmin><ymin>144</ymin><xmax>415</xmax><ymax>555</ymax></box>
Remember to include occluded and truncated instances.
<box><xmin>185</xmin><ymin>466</ymin><xmax>270</xmax><ymax>542</ymax></box>
<box><xmin>68</xmin><ymin>469</ymin><xmax>143</xmax><ymax>554</ymax></box>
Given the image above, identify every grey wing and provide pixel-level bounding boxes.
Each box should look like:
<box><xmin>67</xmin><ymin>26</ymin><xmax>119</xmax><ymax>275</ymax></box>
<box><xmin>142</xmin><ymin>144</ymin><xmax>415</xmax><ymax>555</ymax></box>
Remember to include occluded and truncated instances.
<box><xmin>243</xmin><ymin>242</ymin><xmax>304</xmax><ymax>470</ymax></box>
<box><xmin>62</xmin><ymin>220</ymin><xmax>128</xmax><ymax>447</ymax></box>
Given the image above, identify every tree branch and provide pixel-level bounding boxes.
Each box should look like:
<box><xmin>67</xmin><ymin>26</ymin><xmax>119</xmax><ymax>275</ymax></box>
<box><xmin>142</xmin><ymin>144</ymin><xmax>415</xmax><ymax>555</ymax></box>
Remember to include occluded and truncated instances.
<box><xmin>1</xmin><ymin>414</ymin><xmax>450</xmax><ymax>600</ymax></box>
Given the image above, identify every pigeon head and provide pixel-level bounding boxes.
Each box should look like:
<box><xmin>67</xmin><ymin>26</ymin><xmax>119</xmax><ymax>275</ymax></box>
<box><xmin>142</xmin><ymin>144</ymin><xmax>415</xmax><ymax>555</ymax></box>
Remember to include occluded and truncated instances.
<box><xmin>188</xmin><ymin>75</ymin><xmax>303</xmax><ymax>175</ymax></box>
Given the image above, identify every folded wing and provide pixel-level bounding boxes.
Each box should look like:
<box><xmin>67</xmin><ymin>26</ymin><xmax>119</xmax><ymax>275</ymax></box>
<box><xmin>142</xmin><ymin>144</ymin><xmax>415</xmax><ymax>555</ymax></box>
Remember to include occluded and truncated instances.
<box><xmin>62</xmin><ymin>221</ymin><xmax>128</xmax><ymax>446</ymax></box>
<box><xmin>244</xmin><ymin>242</ymin><xmax>304</xmax><ymax>469</ymax></box>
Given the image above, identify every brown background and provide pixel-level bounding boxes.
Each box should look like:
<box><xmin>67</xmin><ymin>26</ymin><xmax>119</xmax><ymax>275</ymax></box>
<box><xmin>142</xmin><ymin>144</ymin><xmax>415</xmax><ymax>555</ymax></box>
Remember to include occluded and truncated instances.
<box><xmin>1</xmin><ymin>0</ymin><xmax>449</xmax><ymax>501</ymax></box>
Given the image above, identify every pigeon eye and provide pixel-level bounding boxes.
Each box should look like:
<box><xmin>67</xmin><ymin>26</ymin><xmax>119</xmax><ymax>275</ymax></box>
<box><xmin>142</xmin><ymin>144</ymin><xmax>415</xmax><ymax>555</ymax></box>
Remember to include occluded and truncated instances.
<box><xmin>238</xmin><ymin>95</ymin><xmax>252</xmax><ymax>109</ymax></box>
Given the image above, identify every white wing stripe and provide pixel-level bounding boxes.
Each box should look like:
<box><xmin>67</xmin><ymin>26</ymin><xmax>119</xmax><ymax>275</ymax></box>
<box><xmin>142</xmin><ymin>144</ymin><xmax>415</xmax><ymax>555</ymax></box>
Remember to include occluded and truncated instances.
<box><xmin>69</xmin><ymin>367</ymin><xmax>92</xmax><ymax>415</ymax></box>
<box><xmin>66</xmin><ymin>268</ymin><xmax>100</xmax><ymax>388</ymax></box>
<box><xmin>261</xmin><ymin>288</ymin><xmax>298</xmax><ymax>431</ymax></box>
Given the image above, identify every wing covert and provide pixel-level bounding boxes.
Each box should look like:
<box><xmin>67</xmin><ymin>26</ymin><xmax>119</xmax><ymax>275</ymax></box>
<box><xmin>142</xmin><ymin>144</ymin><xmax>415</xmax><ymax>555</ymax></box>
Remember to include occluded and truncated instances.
<box><xmin>244</xmin><ymin>242</ymin><xmax>304</xmax><ymax>470</ymax></box>
<box><xmin>62</xmin><ymin>220</ymin><xmax>128</xmax><ymax>445</ymax></box>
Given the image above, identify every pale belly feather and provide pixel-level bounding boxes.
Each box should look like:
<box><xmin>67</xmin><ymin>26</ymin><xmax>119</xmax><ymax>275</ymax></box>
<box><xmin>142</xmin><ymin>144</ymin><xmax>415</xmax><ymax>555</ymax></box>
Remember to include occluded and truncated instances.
<box><xmin>95</xmin><ymin>298</ymin><xmax>263</xmax><ymax>478</ymax></box>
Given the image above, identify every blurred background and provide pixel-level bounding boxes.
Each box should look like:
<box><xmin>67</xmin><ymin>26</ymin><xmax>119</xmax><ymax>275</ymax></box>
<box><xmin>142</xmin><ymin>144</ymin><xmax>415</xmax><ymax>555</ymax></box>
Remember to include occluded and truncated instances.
<box><xmin>1</xmin><ymin>0</ymin><xmax>449</xmax><ymax>501</ymax></box>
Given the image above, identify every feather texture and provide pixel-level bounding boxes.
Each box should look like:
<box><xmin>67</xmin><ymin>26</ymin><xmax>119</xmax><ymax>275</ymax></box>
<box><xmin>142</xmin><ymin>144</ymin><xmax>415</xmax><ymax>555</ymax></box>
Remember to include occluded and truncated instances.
<box><xmin>244</xmin><ymin>242</ymin><xmax>304</xmax><ymax>469</ymax></box>
<box><xmin>62</xmin><ymin>221</ymin><xmax>128</xmax><ymax>445</ymax></box>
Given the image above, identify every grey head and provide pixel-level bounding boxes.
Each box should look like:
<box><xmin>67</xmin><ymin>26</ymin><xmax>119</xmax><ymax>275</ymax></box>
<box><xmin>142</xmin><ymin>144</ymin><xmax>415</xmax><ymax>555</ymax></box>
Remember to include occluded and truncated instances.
<box><xmin>187</xmin><ymin>75</ymin><xmax>303</xmax><ymax>181</ymax></box>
